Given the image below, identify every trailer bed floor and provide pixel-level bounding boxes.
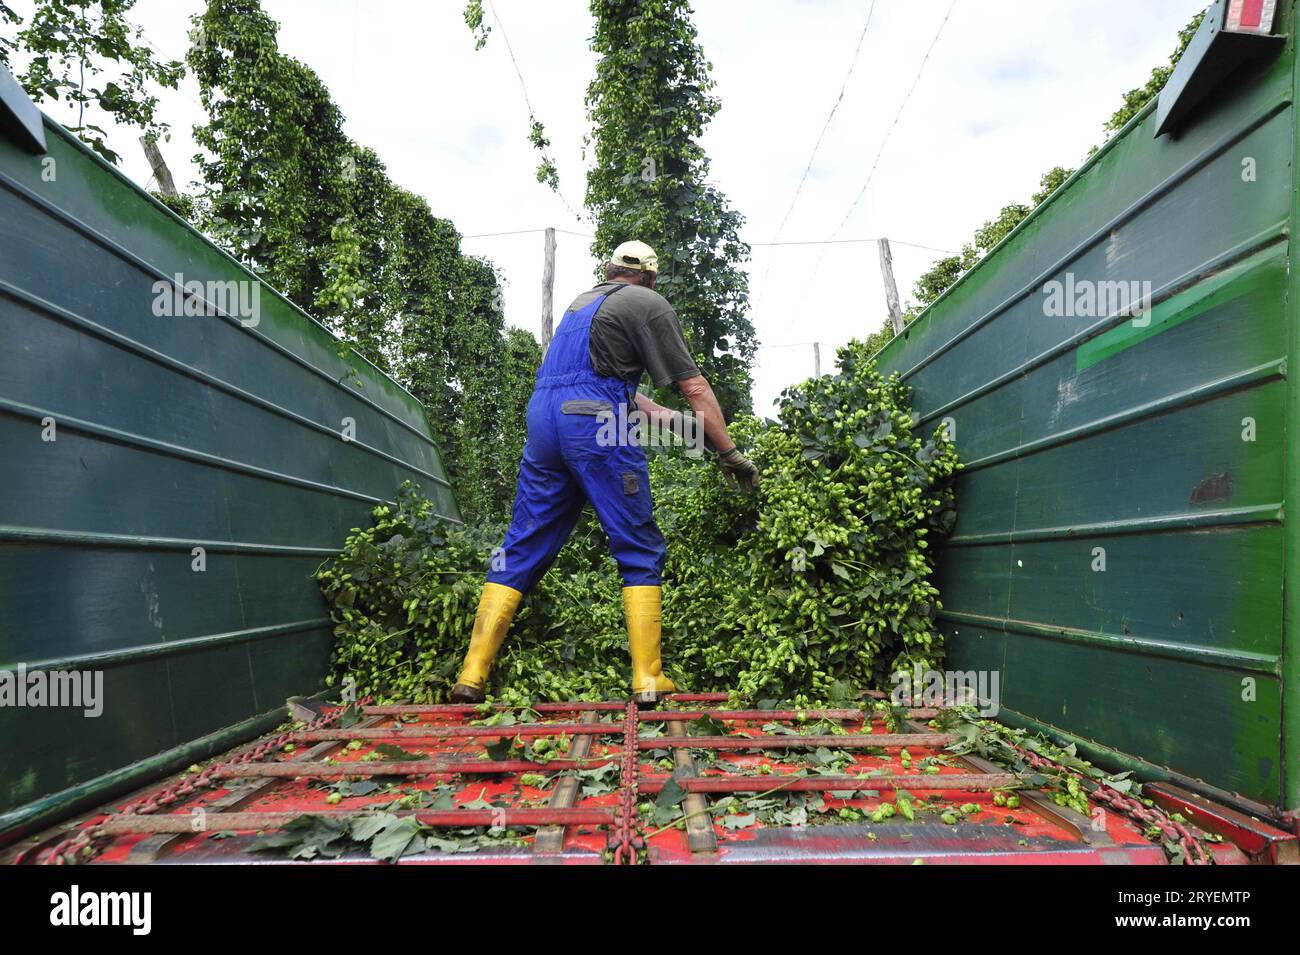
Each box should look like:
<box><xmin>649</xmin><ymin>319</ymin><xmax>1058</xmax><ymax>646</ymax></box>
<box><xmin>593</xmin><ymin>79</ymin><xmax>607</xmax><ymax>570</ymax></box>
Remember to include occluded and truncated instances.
<box><xmin>7</xmin><ymin>694</ymin><xmax>1248</xmax><ymax>865</ymax></box>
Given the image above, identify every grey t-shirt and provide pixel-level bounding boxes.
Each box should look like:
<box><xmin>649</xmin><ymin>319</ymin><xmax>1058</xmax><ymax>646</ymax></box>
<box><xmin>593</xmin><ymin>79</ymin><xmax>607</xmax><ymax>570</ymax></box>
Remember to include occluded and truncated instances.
<box><xmin>566</xmin><ymin>282</ymin><xmax>700</xmax><ymax>388</ymax></box>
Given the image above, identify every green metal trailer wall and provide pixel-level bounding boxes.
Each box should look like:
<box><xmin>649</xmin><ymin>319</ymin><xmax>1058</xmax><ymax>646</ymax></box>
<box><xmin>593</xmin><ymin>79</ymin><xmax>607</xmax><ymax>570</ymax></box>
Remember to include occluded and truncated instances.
<box><xmin>875</xmin><ymin>3</ymin><xmax>1298</xmax><ymax>815</ymax></box>
<box><xmin>0</xmin><ymin>104</ymin><xmax>459</xmax><ymax>835</ymax></box>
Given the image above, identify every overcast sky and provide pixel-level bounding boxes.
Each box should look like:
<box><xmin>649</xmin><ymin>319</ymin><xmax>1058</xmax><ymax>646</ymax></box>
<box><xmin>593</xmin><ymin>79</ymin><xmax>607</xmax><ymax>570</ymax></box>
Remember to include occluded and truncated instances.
<box><xmin>13</xmin><ymin>0</ymin><xmax>1202</xmax><ymax>414</ymax></box>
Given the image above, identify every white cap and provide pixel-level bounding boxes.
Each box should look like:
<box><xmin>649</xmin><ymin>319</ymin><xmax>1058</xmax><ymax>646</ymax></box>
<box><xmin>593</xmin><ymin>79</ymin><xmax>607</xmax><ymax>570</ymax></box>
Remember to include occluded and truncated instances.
<box><xmin>610</xmin><ymin>240</ymin><xmax>659</xmax><ymax>273</ymax></box>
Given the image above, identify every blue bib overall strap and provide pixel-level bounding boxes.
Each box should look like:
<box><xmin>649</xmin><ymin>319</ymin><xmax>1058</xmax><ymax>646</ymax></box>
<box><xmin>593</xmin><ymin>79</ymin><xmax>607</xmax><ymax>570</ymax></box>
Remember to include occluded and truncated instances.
<box><xmin>487</xmin><ymin>285</ymin><xmax>667</xmax><ymax>594</ymax></box>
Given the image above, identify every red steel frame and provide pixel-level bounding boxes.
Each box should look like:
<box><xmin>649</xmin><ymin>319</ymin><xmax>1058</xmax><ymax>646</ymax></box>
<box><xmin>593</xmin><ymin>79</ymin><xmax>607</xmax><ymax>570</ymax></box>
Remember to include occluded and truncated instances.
<box><xmin>9</xmin><ymin>692</ymin><xmax>1284</xmax><ymax>866</ymax></box>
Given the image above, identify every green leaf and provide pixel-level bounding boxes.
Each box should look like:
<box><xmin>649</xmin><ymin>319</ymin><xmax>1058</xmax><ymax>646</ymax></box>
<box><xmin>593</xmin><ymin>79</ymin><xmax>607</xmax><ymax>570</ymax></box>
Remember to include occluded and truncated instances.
<box><xmin>461</xmin><ymin>789</ymin><xmax>499</xmax><ymax>811</ymax></box>
<box><xmin>249</xmin><ymin>814</ymin><xmax>349</xmax><ymax>860</ymax></box>
<box><xmin>348</xmin><ymin>812</ymin><xmax>393</xmax><ymax>842</ymax></box>
<box><xmin>655</xmin><ymin>772</ymin><xmax>690</xmax><ymax>809</ymax></box>
<box><xmin>368</xmin><ymin>816</ymin><xmax>422</xmax><ymax>862</ymax></box>
<box><xmin>373</xmin><ymin>743</ymin><xmax>428</xmax><ymax>761</ymax></box>
<box><xmin>485</xmin><ymin>737</ymin><xmax>515</xmax><ymax>761</ymax></box>
<box><xmin>688</xmin><ymin>715</ymin><xmax>730</xmax><ymax>737</ymax></box>
<box><xmin>721</xmin><ymin>813</ymin><xmax>756</xmax><ymax>830</ymax></box>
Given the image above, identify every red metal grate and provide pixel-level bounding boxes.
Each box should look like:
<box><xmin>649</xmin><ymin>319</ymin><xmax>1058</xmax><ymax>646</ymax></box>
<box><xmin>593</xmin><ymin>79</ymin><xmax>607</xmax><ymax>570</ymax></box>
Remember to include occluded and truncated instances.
<box><xmin>13</xmin><ymin>692</ymin><xmax>1248</xmax><ymax>865</ymax></box>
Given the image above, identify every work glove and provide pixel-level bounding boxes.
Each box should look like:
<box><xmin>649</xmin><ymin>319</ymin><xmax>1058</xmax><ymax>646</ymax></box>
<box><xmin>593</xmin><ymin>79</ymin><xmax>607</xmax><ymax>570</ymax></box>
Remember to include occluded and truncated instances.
<box><xmin>717</xmin><ymin>446</ymin><xmax>760</xmax><ymax>493</ymax></box>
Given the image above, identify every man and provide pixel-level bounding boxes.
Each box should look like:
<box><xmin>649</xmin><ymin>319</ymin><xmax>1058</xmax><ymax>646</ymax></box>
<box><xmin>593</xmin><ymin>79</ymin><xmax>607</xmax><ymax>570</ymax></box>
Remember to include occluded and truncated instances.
<box><xmin>450</xmin><ymin>240</ymin><xmax>760</xmax><ymax>704</ymax></box>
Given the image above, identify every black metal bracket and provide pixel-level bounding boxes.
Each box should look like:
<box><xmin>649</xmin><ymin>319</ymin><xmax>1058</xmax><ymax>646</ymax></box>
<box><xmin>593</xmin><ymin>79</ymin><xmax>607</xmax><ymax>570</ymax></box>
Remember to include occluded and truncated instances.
<box><xmin>0</xmin><ymin>62</ymin><xmax>45</xmax><ymax>154</ymax></box>
<box><xmin>1155</xmin><ymin>0</ymin><xmax>1286</xmax><ymax>138</ymax></box>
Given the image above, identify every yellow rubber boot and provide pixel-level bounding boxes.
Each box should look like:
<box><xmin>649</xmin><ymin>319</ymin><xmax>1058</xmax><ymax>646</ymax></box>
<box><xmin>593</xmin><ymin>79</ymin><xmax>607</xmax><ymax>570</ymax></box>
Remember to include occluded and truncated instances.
<box><xmin>624</xmin><ymin>585</ymin><xmax>677</xmax><ymax>703</ymax></box>
<box><xmin>450</xmin><ymin>583</ymin><xmax>523</xmax><ymax>703</ymax></box>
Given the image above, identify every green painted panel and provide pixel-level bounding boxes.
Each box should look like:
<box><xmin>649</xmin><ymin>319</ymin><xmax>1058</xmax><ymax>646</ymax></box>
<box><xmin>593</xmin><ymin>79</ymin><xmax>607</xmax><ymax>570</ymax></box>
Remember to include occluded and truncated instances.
<box><xmin>0</xmin><ymin>179</ymin><xmax>447</xmax><ymax>489</ymax></box>
<box><xmin>1016</xmin><ymin>246</ymin><xmax>1288</xmax><ymax>454</ymax></box>
<box><xmin>939</xmin><ymin>525</ymin><xmax>1283</xmax><ymax>666</ymax></box>
<box><xmin>235</xmin><ymin>554</ymin><xmax>341</xmax><ymax>628</ymax></box>
<box><xmin>926</xmin><ymin>241</ymin><xmax>1288</xmax><ymax>464</ymax></box>
<box><xmin>0</xmin><ymin>137</ymin><xmax>430</xmax><ymax>434</ymax></box>
<box><xmin>0</xmin><ymin>111</ymin><xmax>460</xmax><ymax>825</ymax></box>
<box><xmin>246</xmin><ymin>627</ymin><xmax>337</xmax><ymax>704</ymax></box>
<box><xmin>885</xmin><ymin>27</ymin><xmax>1294</xmax><ymax>380</ymax></box>
<box><xmin>1012</xmin><ymin>383</ymin><xmax>1285</xmax><ymax>532</ymax></box>
<box><xmin>948</xmin><ymin>621</ymin><xmax>1282</xmax><ymax>801</ymax></box>
<box><xmin>0</xmin><ymin>546</ymin><xmax>250</xmax><ymax>665</ymax></box>
<box><xmin>931</xmin><ymin>547</ymin><xmax>1014</xmax><ymax>624</ymax></box>
<box><xmin>1075</xmin><ymin>243</ymin><xmax>1283</xmax><ymax>372</ymax></box>
<box><xmin>904</xmin><ymin>111</ymin><xmax>1291</xmax><ymax>425</ymax></box>
<box><xmin>873</xmin><ymin>6</ymin><xmax>1299</xmax><ymax>810</ymax></box>
<box><xmin>0</xmin><ymin>417</ymin><xmax>241</xmax><ymax>540</ymax></box>
<box><xmin>2</xmin><ymin>662</ymin><xmax>177</xmax><ymax>812</ymax></box>
<box><xmin>1004</xmin><ymin>526</ymin><xmax>1283</xmax><ymax>663</ymax></box>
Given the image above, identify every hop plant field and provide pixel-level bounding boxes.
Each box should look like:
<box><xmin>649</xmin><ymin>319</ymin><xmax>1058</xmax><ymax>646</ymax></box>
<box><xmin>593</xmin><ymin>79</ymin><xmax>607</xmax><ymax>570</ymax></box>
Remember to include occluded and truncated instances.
<box><xmin>317</xmin><ymin>340</ymin><xmax>959</xmax><ymax>705</ymax></box>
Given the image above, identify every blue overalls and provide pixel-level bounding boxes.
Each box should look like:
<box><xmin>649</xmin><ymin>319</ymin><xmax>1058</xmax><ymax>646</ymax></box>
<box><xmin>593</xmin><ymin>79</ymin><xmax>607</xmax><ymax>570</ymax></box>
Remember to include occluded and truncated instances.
<box><xmin>487</xmin><ymin>287</ymin><xmax>667</xmax><ymax>594</ymax></box>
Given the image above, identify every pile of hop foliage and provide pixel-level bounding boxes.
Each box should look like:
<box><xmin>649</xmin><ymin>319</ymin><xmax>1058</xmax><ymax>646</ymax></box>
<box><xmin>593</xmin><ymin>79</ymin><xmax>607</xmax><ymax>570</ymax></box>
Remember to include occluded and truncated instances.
<box><xmin>317</xmin><ymin>340</ymin><xmax>959</xmax><ymax>705</ymax></box>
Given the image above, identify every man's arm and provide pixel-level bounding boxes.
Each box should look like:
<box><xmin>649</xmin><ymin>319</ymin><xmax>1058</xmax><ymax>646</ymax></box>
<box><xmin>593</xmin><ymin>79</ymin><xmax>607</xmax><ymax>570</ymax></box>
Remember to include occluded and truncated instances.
<box><xmin>626</xmin><ymin>389</ymin><xmax>712</xmax><ymax>446</ymax></box>
<box><xmin>677</xmin><ymin>376</ymin><xmax>759</xmax><ymax>491</ymax></box>
<box><xmin>633</xmin><ymin>379</ymin><xmax>731</xmax><ymax>450</ymax></box>
<box><xmin>623</xmin><ymin>294</ymin><xmax>757</xmax><ymax>489</ymax></box>
<box><xmin>674</xmin><ymin>375</ymin><xmax>734</xmax><ymax>452</ymax></box>
<box><xmin>636</xmin><ymin>378</ymin><xmax>759</xmax><ymax>492</ymax></box>
<box><xmin>632</xmin><ymin>390</ymin><xmax>676</xmax><ymax>428</ymax></box>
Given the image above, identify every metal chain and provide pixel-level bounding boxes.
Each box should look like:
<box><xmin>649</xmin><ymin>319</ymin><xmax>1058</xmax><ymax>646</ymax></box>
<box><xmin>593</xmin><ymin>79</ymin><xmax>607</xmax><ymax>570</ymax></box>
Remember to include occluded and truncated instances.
<box><xmin>36</xmin><ymin>698</ymin><xmax>368</xmax><ymax>865</ymax></box>
<box><xmin>611</xmin><ymin>697</ymin><xmax>641</xmax><ymax>864</ymax></box>
<box><xmin>1011</xmin><ymin>743</ymin><xmax>1211</xmax><ymax>865</ymax></box>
